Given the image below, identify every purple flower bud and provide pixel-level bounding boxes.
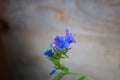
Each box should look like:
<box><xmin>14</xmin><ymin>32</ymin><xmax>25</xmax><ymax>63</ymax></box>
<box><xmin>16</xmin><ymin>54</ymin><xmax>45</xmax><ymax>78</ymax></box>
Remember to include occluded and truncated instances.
<box><xmin>49</xmin><ymin>69</ymin><xmax>56</xmax><ymax>76</ymax></box>
<box><xmin>65</xmin><ymin>29</ymin><xmax>76</xmax><ymax>43</ymax></box>
<box><xmin>44</xmin><ymin>49</ymin><xmax>53</xmax><ymax>57</ymax></box>
<box><xmin>51</xmin><ymin>35</ymin><xmax>70</xmax><ymax>50</ymax></box>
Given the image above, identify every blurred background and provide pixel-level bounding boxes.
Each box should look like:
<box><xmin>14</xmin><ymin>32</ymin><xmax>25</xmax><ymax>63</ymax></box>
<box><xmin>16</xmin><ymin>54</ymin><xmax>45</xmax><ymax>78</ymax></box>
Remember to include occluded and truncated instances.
<box><xmin>0</xmin><ymin>0</ymin><xmax>120</xmax><ymax>80</ymax></box>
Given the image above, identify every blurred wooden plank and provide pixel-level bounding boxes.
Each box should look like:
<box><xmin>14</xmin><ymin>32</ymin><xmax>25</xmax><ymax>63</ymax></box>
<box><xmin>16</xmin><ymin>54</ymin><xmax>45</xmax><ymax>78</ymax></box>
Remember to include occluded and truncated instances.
<box><xmin>0</xmin><ymin>34</ymin><xmax>12</xmax><ymax>80</ymax></box>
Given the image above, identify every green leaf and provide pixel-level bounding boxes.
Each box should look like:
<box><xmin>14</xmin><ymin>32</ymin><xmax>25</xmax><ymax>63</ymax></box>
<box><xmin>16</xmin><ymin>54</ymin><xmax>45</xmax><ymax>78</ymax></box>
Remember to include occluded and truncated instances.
<box><xmin>86</xmin><ymin>77</ymin><xmax>94</xmax><ymax>80</ymax></box>
<box><xmin>59</xmin><ymin>64</ymin><xmax>69</xmax><ymax>73</ymax></box>
<box><xmin>60</xmin><ymin>54</ymin><xmax>69</xmax><ymax>58</ymax></box>
<box><xmin>51</xmin><ymin>72</ymin><xmax>66</xmax><ymax>80</ymax></box>
<box><xmin>60</xmin><ymin>56</ymin><xmax>66</xmax><ymax>58</ymax></box>
<box><xmin>78</xmin><ymin>75</ymin><xmax>86</xmax><ymax>80</ymax></box>
<box><xmin>49</xmin><ymin>58</ymin><xmax>60</xmax><ymax>67</ymax></box>
<box><xmin>64</xmin><ymin>54</ymin><xmax>69</xmax><ymax>58</ymax></box>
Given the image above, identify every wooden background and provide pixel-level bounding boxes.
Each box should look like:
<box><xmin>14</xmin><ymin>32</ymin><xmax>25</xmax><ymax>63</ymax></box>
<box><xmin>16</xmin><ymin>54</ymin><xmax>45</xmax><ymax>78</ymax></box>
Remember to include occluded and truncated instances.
<box><xmin>0</xmin><ymin>0</ymin><xmax>120</xmax><ymax>80</ymax></box>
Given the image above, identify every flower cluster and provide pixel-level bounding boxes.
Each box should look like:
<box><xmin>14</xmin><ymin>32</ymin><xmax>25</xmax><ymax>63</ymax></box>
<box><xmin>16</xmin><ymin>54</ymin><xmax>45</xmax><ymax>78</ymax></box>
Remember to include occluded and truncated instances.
<box><xmin>44</xmin><ymin>29</ymin><xmax>76</xmax><ymax>57</ymax></box>
<box><xmin>44</xmin><ymin>29</ymin><xmax>75</xmax><ymax>76</ymax></box>
<box><xmin>43</xmin><ymin>29</ymin><xmax>93</xmax><ymax>80</ymax></box>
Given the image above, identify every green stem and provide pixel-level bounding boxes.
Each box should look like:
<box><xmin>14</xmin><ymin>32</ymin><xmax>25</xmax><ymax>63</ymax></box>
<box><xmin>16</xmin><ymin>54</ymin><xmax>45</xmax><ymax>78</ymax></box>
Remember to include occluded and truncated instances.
<box><xmin>67</xmin><ymin>72</ymin><xmax>94</xmax><ymax>80</ymax></box>
<box><xmin>67</xmin><ymin>72</ymin><xmax>81</xmax><ymax>76</ymax></box>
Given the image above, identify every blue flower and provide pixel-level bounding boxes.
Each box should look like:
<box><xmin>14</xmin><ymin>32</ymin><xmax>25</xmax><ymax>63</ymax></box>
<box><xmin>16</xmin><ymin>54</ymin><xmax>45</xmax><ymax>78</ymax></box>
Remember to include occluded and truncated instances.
<box><xmin>51</xmin><ymin>35</ymin><xmax>70</xmax><ymax>50</ymax></box>
<box><xmin>50</xmin><ymin>29</ymin><xmax>76</xmax><ymax>50</ymax></box>
<box><xmin>44</xmin><ymin>49</ymin><xmax>53</xmax><ymax>57</ymax></box>
<box><xmin>65</xmin><ymin>29</ymin><xmax>76</xmax><ymax>43</ymax></box>
<box><xmin>49</xmin><ymin>69</ymin><xmax>56</xmax><ymax>76</ymax></box>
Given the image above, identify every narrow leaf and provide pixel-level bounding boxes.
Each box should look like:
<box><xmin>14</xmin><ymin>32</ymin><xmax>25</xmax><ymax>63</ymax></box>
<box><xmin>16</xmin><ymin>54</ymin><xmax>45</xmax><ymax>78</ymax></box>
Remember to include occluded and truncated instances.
<box><xmin>51</xmin><ymin>72</ymin><xmax>66</xmax><ymax>80</ymax></box>
<box><xmin>59</xmin><ymin>64</ymin><xmax>69</xmax><ymax>73</ymax></box>
<box><xmin>78</xmin><ymin>75</ymin><xmax>86</xmax><ymax>80</ymax></box>
<box><xmin>64</xmin><ymin>54</ymin><xmax>69</xmax><ymax>58</ymax></box>
<box><xmin>49</xmin><ymin>58</ymin><xmax>60</xmax><ymax>66</ymax></box>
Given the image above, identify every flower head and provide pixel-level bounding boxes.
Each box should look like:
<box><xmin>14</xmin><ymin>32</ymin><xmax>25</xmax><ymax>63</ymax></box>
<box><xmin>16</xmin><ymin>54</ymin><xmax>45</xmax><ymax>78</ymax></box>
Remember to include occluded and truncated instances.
<box><xmin>49</xmin><ymin>69</ymin><xmax>56</xmax><ymax>76</ymax></box>
<box><xmin>65</xmin><ymin>29</ymin><xmax>76</xmax><ymax>43</ymax></box>
<box><xmin>51</xmin><ymin>35</ymin><xmax>70</xmax><ymax>50</ymax></box>
<box><xmin>44</xmin><ymin>49</ymin><xmax>53</xmax><ymax>57</ymax></box>
<box><xmin>50</xmin><ymin>29</ymin><xmax>76</xmax><ymax>50</ymax></box>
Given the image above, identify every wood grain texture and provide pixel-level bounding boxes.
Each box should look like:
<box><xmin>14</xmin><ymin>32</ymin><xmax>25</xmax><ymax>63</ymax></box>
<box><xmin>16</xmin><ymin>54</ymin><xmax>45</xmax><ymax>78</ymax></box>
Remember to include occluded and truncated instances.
<box><xmin>34</xmin><ymin>6</ymin><xmax>66</xmax><ymax>22</ymax></box>
<box><xmin>0</xmin><ymin>34</ymin><xmax>12</xmax><ymax>80</ymax></box>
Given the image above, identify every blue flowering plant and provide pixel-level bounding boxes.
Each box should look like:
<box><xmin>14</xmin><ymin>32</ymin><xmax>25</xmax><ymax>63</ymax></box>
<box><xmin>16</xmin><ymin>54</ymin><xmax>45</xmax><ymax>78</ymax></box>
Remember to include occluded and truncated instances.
<box><xmin>44</xmin><ymin>29</ymin><xmax>93</xmax><ymax>80</ymax></box>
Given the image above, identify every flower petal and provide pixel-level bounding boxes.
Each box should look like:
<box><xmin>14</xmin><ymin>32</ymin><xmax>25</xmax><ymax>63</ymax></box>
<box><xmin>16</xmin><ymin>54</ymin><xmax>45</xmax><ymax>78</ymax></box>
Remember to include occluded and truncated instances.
<box><xmin>44</xmin><ymin>49</ymin><xmax>53</xmax><ymax>57</ymax></box>
<box><xmin>49</xmin><ymin>69</ymin><xmax>56</xmax><ymax>76</ymax></box>
<box><xmin>52</xmin><ymin>36</ymin><xmax>70</xmax><ymax>50</ymax></box>
<box><xmin>65</xmin><ymin>29</ymin><xmax>76</xmax><ymax>43</ymax></box>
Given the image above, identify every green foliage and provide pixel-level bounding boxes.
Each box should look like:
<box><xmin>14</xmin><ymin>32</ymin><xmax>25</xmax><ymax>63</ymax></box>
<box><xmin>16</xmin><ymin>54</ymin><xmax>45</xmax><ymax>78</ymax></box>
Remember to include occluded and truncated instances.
<box><xmin>44</xmin><ymin>46</ymin><xmax>93</xmax><ymax>80</ymax></box>
<box><xmin>78</xmin><ymin>75</ymin><xmax>86</xmax><ymax>80</ymax></box>
<box><xmin>48</xmin><ymin>47</ymin><xmax>93</xmax><ymax>80</ymax></box>
<box><xmin>51</xmin><ymin>72</ymin><xmax>66</xmax><ymax>80</ymax></box>
<box><xmin>44</xmin><ymin>29</ymin><xmax>94</xmax><ymax>80</ymax></box>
